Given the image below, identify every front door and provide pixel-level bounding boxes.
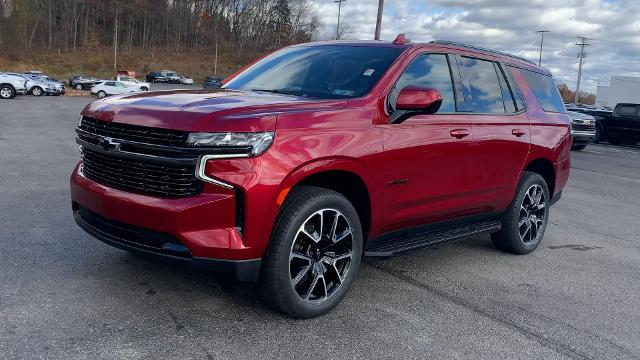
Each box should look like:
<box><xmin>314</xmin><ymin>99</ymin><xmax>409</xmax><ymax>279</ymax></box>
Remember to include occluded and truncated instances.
<box><xmin>379</xmin><ymin>53</ymin><xmax>477</xmax><ymax>233</ymax></box>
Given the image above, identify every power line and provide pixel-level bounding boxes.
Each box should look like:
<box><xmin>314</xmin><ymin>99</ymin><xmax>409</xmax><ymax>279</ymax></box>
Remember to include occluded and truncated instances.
<box><xmin>574</xmin><ymin>35</ymin><xmax>590</xmax><ymax>104</ymax></box>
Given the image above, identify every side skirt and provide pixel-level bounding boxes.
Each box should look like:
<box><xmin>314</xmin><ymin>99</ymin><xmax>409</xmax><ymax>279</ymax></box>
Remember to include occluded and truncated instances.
<box><xmin>364</xmin><ymin>213</ymin><xmax>502</xmax><ymax>258</ymax></box>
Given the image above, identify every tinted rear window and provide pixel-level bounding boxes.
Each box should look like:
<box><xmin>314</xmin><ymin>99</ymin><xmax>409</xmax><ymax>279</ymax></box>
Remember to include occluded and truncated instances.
<box><xmin>458</xmin><ymin>57</ymin><xmax>506</xmax><ymax>113</ymax></box>
<box><xmin>519</xmin><ymin>69</ymin><xmax>565</xmax><ymax>113</ymax></box>
<box><xmin>615</xmin><ymin>104</ymin><xmax>639</xmax><ymax>117</ymax></box>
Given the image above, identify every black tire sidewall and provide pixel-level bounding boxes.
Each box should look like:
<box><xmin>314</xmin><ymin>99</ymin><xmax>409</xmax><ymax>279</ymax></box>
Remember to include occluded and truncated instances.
<box><xmin>261</xmin><ymin>187</ymin><xmax>363</xmax><ymax>318</ymax></box>
<box><xmin>500</xmin><ymin>172</ymin><xmax>550</xmax><ymax>254</ymax></box>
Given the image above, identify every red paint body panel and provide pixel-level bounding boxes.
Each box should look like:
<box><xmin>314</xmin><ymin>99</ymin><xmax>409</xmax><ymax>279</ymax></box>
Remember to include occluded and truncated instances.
<box><xmin>70</xmin><ymin>40</ymin><xmax>570</xmax><ymax>262</ymax></box>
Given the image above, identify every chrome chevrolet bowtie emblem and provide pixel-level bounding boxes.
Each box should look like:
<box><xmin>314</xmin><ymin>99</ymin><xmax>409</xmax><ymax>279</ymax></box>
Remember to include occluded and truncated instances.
<box><xmin>99</xmin><ymin>137</ymin><xmax>121</xmax><ymax>151</ymax></box>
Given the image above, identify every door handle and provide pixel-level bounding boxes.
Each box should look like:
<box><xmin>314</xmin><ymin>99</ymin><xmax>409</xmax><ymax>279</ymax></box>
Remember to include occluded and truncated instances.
<box><xmin>512</xmin><ymin>129</ymin><xmax>526</xmax><ymax>137</ymax></box>
<box><xmin>450</xmin><ymin>129</ymin><xmax>470</xmax><ymax>139</ymax></box>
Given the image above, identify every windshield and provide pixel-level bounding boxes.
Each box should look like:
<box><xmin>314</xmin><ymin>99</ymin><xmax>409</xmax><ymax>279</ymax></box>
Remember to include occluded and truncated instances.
<box><xmin>224</xmin><ymin>45</ymin><xmax>404</xmax><ymax>99</ymax></box>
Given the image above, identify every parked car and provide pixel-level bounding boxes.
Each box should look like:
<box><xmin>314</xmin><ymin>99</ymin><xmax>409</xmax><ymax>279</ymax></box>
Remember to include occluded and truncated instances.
<box><xmin>5</xmin><ymin>72</ymin><xmax>54</xmax><ymax>96</ymax></box>
<box><xmin>567</xmin><ymin>111</ymin><xmax>596</xmax><ymax>150</ymax></box>
<box><xmin>70</xmin><ymin>75</ymin><xmax>98</xmax><ymax>90</ymax></box>
<box><xmin>203</xmin><ymin>76</ymin><xmax>223</xmax><ymax>89</ymax></box>
<box><xmin>160</xmin><ymin>70</ymin><xmax>181</xmax><ymax>83</ymax></box>
<box><xmin>145</xmin><ymin>72</ymin><xmax>168</xmax><ymax>83</ymax></box>
<box><xmin>90</xmin><ymin>80</ymin><xmax>139</xmax><ymax>98</ymax></box>
<box><xmin>70</xmin><ymin>36</ymin><xmax>570</xmax><ymax>318</ymax></box>
<box><xmin>24</xmin><ymin>71</ymin><xmax>66</xmax><ymax>96</ymax></box>
<box><xmin>116</xmin><ymin>70</ymin><xmax>136</xmax><ymax>79</ymax></box>
<box><xmin>180</xmin><ymin>75</ymin><xmax>194</xmax><ymax>85</ymax></box>
<box><xmin>605</xmin><ymin>103</ymin><xmax>640</xmax><ymax>145</ymax></box>
<box><xmin>0</xmin><ymin>72</ymin><xmax>28</xmax><ymax>99</ymax></box>
<box><xmin>115</xmin><ymin>76</ymin><xmax>151</xmax><ymax>91</ymax></box>
<box><xmin>566</xmin><ymin>106</ymin><xmax>613</xmax><ymax>143</ymax></box>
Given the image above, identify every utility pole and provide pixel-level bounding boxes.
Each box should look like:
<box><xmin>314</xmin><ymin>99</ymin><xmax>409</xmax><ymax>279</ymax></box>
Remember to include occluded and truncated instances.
<box><xmin>334</xmin><ymin>0</ymin><xmax>346</xmax><ymax>40</ymax></box>
<box><xmin>113</xmin><ymin>3</ymin><xmax>118</xmax><ymax>72</ymax></box>
<box><xmin>574</xmin><ymin>36</ymin><xmax>590</xmax><ymax>104</ymax></box>
<box><xmin>374</xmin><ymin>0</ymin><xmax>384</xmax><ymax>40</ymax></box>
<box><xmin>536</xmin><ymin>30</ymin><xmax>549</xmax><ymax>66</ymax></box>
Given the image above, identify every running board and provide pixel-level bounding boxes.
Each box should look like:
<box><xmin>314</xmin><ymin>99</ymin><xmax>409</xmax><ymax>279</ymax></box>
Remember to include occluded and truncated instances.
<box><xmin>364</xmin><ymin>219</ymin><xmax>502</xmax><ymax>258</ymax></box>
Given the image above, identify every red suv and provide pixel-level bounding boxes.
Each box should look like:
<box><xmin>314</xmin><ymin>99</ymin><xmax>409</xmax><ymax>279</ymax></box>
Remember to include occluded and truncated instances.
<box><xmin>70</xmin><ymin>35</ymin><xmax>571</xmax><ymax>318</ymax></box>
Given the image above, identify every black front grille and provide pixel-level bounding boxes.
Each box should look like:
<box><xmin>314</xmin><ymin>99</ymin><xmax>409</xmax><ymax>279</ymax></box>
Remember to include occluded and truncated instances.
<box><xmin>81</xmin><ymin>147</ymin><xmax>201</xmax><ymax>198</ymax></box>
<box><xmin>573</xmin><ymin>123</ymin><xmax>595</xmax><ymax>132</ymax></box>
<box><xmin>80</xmin><ymin>116</ymin><xmax>188</xmax><ymax>146</ymax></box>
<box><xmin>74</xmin><ymin>204</ymin><xmax>191</xmax><ymax>257</ymax></box>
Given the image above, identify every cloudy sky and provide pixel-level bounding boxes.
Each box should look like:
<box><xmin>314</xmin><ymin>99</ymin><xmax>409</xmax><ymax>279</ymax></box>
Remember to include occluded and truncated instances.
<box><xmin>309</xmin><ymin>0</ymin><xmax>640</xmax><ymax>93</ymax></box>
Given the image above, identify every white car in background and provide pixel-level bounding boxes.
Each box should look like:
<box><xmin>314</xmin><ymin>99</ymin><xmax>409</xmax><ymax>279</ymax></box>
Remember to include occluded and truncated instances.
<box><xmin>180</xmin><ymin>75</ymin><xmax>194</xmax><ymax>85</ymax></box>
<box><xmin>91</xmin><ymin>80</ymin><xmax>140</xmax><ymax>98</ymax></box>
<box><xmin>116</xmin><ymin>76</ymin><xmax>151</xmax><ymax>91</ymax></box>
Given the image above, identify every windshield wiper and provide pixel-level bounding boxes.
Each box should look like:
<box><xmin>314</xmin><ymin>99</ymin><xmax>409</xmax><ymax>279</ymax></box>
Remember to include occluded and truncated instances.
<box><xmin>251</xmin><ymin>88</ymin><xmax>307</xmax><ymax>97</ymax></box>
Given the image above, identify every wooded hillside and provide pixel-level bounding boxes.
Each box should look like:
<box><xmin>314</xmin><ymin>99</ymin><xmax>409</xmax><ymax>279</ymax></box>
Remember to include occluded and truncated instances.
<box><xmin>0</xmin><ymin>0</ymin><xmax>322</xmax><ymax>79</ymax></box>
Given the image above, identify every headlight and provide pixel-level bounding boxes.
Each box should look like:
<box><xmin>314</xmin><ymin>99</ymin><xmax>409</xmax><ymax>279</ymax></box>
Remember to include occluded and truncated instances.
<box><xmin>186</xmin><ymin>131</ymin><xmax>274</xmax><ymax>156</ymax></box>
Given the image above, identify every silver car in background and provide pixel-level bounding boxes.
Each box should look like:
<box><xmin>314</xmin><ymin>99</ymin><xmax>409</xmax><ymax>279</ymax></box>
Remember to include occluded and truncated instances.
<box><xmin>5</xmin><ymin>73</ymin><xmax>55</xmax><ymax>96</ymax></box>
<box><xmin>568</xmin><ymin>111</ymin><xmax>597</xmax><ymax>151</ymax></box>
<box><xmin>0</xmin><ymin>72</ymin><xmax>28</xmax><ymax>99</ymax></box>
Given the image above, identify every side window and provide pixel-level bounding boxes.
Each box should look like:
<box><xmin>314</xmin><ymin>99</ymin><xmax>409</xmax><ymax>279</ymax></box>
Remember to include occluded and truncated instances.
<box><xmin>389</xmin><ymin>53</ymin><xmax>456</xmax><ymax>113</ymax></box>
<box><xmin>519</xmin><ymin>69</ymin><xmax>565</xmax><ymax>113</ymax></box>
<box><xmin>458</xmin><ymin>57</ymin><xmax>506</xmax><ymax>113</ymax></box>
<box><xmin>495</xmin><ymin>64</ymin><xmax>516</xmax><ymax>113</ymax></box>
<box><xmin>105</xmin><ymin>82</ymin><xmax>115</xmax><ymax>87</ymax></box>
<box><xmin>505</xmin><ymin>66</ymin><xmax>525</xmax><ymax>111</ymax></box>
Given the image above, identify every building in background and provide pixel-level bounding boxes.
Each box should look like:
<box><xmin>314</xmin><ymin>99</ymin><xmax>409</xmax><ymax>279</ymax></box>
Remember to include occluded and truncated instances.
<box><xmin>596</xmin><ymin>76</ymin><xmax>640</xmax><ymax>108</ymax></box>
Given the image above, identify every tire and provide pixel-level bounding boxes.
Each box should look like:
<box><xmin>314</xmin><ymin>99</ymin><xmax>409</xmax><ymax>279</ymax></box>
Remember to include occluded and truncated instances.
<box><xmin>31</xmin><ymin>86</ymin><xmax>44</xmax><ymax>97</ymax></box>
<box><xmin>594</xmin><ymin>125</ymin><xmax>602</xmax><ymax>143</ymax></box>
<box><xmin>140</xmin><ymin>87</ymin><xmax>149</xmax><ymax>91</ymax></box>
<box><xmin>97</xmin><ymin>91</ymin><xmax>107</xmax><ymax>98</ymax></box>
<box><xmin>259</xmin><ymin>186</ymin><xmax>363</xmax><ymax>318</ymax></box>
<box><xmin>75</xmin><ymin>84</ymin><xmax>83</xmax><ymax>90</ymax></box>
<box><xmin>571</xmin><ymin>144</ymin><xmax>587</xmax><ymax>151</ymax></box>
<box><xmin>0</xmin><ymin>85</ymin><xmax>15</xmax><ymax>99</ymax></box>
<box><xmin>491</xmin><ymin>171</ymin><xmax>550</xmax><ymax>255</ymax></box>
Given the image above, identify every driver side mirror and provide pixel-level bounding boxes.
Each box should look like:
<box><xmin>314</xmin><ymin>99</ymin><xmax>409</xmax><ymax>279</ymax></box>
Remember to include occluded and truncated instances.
<box><xmin>391</xmin><ymin>86</ymin><xmax>443</xmax><ymax>124</ymax></box>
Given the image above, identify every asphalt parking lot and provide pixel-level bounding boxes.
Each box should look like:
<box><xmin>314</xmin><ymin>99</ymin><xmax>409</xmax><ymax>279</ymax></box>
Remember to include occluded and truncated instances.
<box><xmin>1</xmin><ymin>96</ymin><xmax>639</xmax><ymax>360</ymax></box>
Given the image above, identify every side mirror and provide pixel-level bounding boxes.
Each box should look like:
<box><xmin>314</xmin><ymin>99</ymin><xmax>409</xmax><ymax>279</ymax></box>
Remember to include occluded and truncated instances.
<box><xmin>391</xmin><ymin>86</ymin><xmax>443</xmax><ymax>124</ymax></box>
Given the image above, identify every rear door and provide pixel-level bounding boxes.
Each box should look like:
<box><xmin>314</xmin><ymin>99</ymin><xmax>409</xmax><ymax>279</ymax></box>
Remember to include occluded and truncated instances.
<box><xmin>380</xmin><ymin>53</ymin><xmax>478</xmax><ymax>232</ymax></box>
<box><xmin>456</xmin><ymin>56</ymin><xmax>531</xmax><ymax>211</ymax></box>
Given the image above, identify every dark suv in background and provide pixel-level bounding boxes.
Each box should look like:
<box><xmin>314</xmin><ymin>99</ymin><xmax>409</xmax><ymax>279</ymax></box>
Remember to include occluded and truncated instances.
<box><xmin>70</xmin><ymin>35</ymin><xmax>570</xmax><ymax>318</ymax></box>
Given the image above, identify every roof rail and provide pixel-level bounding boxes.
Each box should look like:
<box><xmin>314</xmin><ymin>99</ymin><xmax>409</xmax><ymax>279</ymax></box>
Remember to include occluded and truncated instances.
<box><xmin>429</xmin><ymin>40</ymin><xmax>536</xmax><ymax>65</ymax></box>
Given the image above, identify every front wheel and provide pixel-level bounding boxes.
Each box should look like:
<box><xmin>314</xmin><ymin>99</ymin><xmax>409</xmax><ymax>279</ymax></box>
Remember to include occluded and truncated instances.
<box><xmin>75</xmin><ymin>84</ymin><xmax>83</xmax><ymax>90</ymax></box>
<box><xmin>491</xmin><ymin>171</ymin><xmax>549</xmax><ymax>254</ymax></box>
<box><xmin>571</xmin><ymin>144</ymin><xmax>587</xmax><ymax>151</ymax></box>
<box><xmin>259</xmin><ymin>186</ymin><xmax>363</xmax><ymax>318</ymax></box>
<box><xmin>140</xmin><ymin>87</ymin><xmax>149</xmax><ymax>91</ymax></box>
<box><xmin>0</xmin><ymin>85</ymin><xmax>15</xmax><ymax>99</ymax></box>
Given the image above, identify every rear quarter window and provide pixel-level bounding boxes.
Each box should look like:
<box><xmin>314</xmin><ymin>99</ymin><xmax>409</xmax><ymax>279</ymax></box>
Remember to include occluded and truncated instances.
<box><xmin>615</xmin><ymin>104</ymin><xmax>639</xmax><ymax>117</ymax></box>
<box><xmin>519</xmin><ymin>69</ymin><xmax>565</xmax><ymax>113</ymax></box>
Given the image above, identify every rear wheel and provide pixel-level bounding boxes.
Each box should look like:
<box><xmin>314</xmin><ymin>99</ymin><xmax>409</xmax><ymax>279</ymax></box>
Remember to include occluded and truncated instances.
<box><xmin>97</xmin><ymin>91</ymin><xmax>107</xmax><ymax>98</ymax></box>
<box><xmin>491</xmin><ymin>172</ymin><xmax>549</xmax><ymax>254</ymax></box>
<box><xmin>0</xmin><ymin>85</ymin><xmax>15</xmax><ymax>99</ymax></box>
<box><xmin>140</xmin><ymin>86</ymin><xmax>149</xmax><ymax>91</ymax></box>
<box><xmin>75</xmin><ymin>84</ymin><xmax>83</xmax><ymax>90</ymax></box>
<box><xmin>259</xmin><ymin>186</ymin><xmax>362</xmax><ymax>318</ymax></box>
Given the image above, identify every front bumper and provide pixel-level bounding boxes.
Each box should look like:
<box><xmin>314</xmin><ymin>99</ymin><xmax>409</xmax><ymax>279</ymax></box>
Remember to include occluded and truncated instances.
<box><xmin>70</xmin><ymin>164</ymin><xmax>264</xmax><ymax>281</ymax></box>
<box><xmin>572</xmin><ymin>130</ymin><xmax>595</xmax><ymax>144</ymax></box>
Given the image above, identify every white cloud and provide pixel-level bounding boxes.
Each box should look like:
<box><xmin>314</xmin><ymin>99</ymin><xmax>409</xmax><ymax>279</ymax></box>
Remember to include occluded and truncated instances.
<box><xmin>309</xmin><ymin>0</ymin><xmax>640</xmax><ymax>92</ymax></box>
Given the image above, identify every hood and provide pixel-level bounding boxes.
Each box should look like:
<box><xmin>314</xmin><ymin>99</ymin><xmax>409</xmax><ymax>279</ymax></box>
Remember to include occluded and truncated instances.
<box><xmin>81</xmin><ymin>89</ymin><xmax>348</xmax><ymax>133</ymax></box>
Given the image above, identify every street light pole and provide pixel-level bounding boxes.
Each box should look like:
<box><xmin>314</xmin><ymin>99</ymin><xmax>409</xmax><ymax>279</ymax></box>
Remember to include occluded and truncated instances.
<box><xmin>334</xmin><ymin>0</ymin><xmax>346</xmax><ymax>40</ymax></box>
<box><xmin>536</xmin><ymin>30</ymin><xmax>549</xmax><ymax>66</ymax></box>
<box><xmin>374</xmin><ymin>0</ymin><xmax>384</xmax><ymax>40</ymax></box>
